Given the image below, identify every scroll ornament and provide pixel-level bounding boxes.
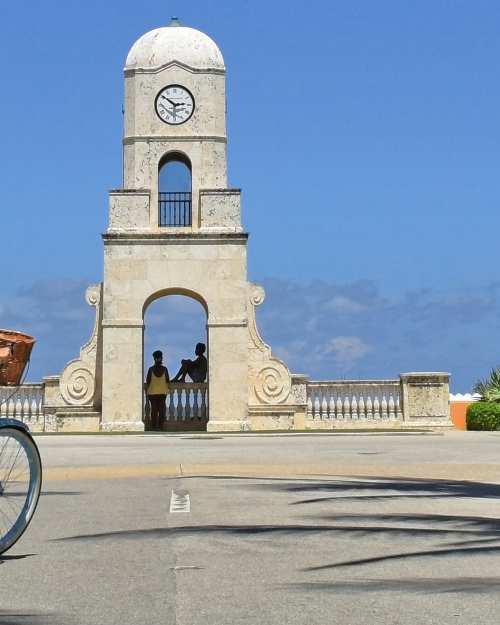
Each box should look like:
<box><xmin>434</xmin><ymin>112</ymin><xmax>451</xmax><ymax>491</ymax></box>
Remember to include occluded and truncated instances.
<box><xmin>59</xmin><ymin>283</ymin><xmax>102</xmax><ymax>406</ymax></box>
<box><xmin>60</xmin><ymin>363</ymin><xmax>95</xmax><ymax>406</ymax></box>
<box><xmin>253</xmin><ymin>360</ymin><xmax>291</xmax><ymax>405</ymax></box>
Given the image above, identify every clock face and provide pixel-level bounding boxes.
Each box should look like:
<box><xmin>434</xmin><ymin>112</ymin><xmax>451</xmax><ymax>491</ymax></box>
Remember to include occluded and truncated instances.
<box><xmin>155</xmin><ymin>85</ymin><xmax>195</xmax><ymax>125</ymax></box>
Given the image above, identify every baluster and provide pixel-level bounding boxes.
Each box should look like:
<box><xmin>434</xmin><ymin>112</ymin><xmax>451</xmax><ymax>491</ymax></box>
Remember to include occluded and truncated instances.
<box><xmin>366</xmin><ymin>396</ymin><xmax>373</xmax><ymax>419</ymax></box>
<box><xmin>15</xmin><ymin>396</ymin><xmax>22</xmax><ymax>419</ymax></box>
<box><xmin>381</xmin><ymin>395</ymin><xmax>388</xmax><ymax>419</ymax></box>
<box><xmin>180</xmin><ymin>388</ymin><xmax>187</xmax><ymax>421</ymax></box>
<box><xmin>201</xmin><ymin>387</ymin><xmax>207</xmax><ymax>420</ymax></box>
<box><xmin>193</xmin><ymin>388</ymin><xmax>200</xmax><ymax>419</ymax></box>
<box><xmin>343</xmin><ymin>396</ymin><xmax>351</xmax><ymax>419</ymax></box>
<box><xmin>173</xmin><ymin>388</ymin><xmax>180</xmax><ymax>421</ymax></box>
<box><xmin>358</xmin><ymin>395</ymin><xmax>365</xmax><ymax>419</ymax></box>
<box><xmin>38</xmin><ymin>389</ymin><xmax>44</xmax><ymax>418</ymax></box>
<box><xmin>329</xmin><ymin>395</ymin><xmax>336</xmax><ymax>419</ymax></box>
<box><xmin>313</xmin><ymin>395</ymin><xmax>320</xmax><ymax>419</ymax></box>
<box><xmin>23</xmin><ymin>396</ymin><xmax>30</xmax><ymax>421</ymax></box>
<box><xmin>373</xmin><ymin>396</ymin><xmax>380</xmax><ymax>419</ymax></box>
<box><xmin>388</xmin><ymin>394</ymin><xmax>396</xmax><ymax>419</ymax></box>
<box><xmin>351</xmin><ymin>396</ymin><xmax>358</xmax><ymax>419</ymax></box>
<box><xmin>0</xmin><ymin>397</ymin><xmax>6</xmax><ymax>417</ymax></box>
<box><xmin>306</xmin><ymin>396</ymin><xmax>313</xmax><ymax>419</ymax></box>
<box><xmin>167</xmin><ymin>391</ymin><xmax>174</xmax><ymax>421</ymax></box>
<box><xmin>185</xmin><ymin>387</ymin><xmax>191</xmax><ymax>420</ymax></box>
<box><xmin>396</xmin><ymin>394</ymin><xmax>403</xmax><ymax>419</ymax></box>
<box><xmin>336</xmin><ymin>396</ymin><xmax>343</xmax><ymax>419</ymax></box>
<box><xmin>321</xmin><ymin>393</ymin><xmax>328</xmax><ymax>419</ymax></box>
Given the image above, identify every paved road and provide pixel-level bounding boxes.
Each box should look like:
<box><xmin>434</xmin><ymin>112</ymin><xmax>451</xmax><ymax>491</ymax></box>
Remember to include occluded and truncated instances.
<box><xmin>2</xmin><ymin>431</ymin><xmax>500</xmax><ymax>625</ymax></box>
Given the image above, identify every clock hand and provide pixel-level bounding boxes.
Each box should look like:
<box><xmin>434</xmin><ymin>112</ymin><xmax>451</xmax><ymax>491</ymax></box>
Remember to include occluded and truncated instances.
<box><xmin>162</xmin><ymin>97</ymin><xmax>178</xmax><ymax>106</ymax></box>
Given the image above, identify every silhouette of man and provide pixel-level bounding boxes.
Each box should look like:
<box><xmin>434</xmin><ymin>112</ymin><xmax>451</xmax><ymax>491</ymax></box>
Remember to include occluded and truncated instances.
<box><xmin>172</xmin><ymin>342</ymin><xmax>207</xmax><ymax>383</ymax></box>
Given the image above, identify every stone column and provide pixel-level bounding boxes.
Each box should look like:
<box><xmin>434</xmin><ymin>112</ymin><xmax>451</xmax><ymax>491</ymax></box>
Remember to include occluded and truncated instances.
<box><xmin>400</xmin><ymin>372</ymin><xmax>453</xmax><ymax>429</ymax></box>
<box><xmin>205</xmin><ymin>320</ymin><xmax>249</xmax><ymax>432</ymax></box>
<box><xmin>101</xmin><ymin>321</ymin><xmax>145</xmax><ymax>431</ymax></box>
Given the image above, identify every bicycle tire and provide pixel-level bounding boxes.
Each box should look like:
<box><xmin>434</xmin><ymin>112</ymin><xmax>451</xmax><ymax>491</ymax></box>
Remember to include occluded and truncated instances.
<box><xmin>0</xmin><ymin>427</ymin><xmax>42</xmax><ymax>555</ymax></box>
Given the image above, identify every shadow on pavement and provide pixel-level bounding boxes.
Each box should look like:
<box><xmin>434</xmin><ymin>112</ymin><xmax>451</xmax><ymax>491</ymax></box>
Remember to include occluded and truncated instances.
<box><xmin>40</xmin><ymin>491</ymin><xmax>84</xmax><ymax>497</ymax></box>
<box><xmin>285</xmin><ymin>577</ymin><xmax>500</xmax><ymax>595</ymax></box>
<box><xmin>52</xmin><ymin>474</ymin><xmax>500</xmax><ymax>575</ymax></box>
<box><xmin>0</xmin><ymin>611</ymin><xmax>70</xmax><ymax>625</ymax></box>
<box><xmin>0</xmin><ymin>554</ymin><xmax>36</xmax><ymax>566</ymax></box>
<box><xmin>282</xmin><ymin>476</ymin><xmax>500</xmax><ymax>504</ymax></box>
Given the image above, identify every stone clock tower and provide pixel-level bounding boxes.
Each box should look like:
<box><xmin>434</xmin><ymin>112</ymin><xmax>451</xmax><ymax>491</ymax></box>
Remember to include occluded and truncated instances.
<box><xmin>48</xmin><ymin>19</ymin><xmax>307</xmax><ymax>432</ymax></box>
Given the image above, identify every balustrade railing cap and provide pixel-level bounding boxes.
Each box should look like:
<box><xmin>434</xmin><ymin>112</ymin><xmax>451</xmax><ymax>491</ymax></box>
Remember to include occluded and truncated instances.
<box><xmin>400</xmin><ymin>372</ymin><xmax>450</xmax><ymax>379</ymax></box>
<box><xmin>309</xmin><ymin>379</ymin><xmax>399</xmax><ymax>385</ymax></box>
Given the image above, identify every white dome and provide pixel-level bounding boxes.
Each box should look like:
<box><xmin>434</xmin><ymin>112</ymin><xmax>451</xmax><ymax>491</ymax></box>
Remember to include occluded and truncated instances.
<box><xmin>125</xmin><ymin>21</ymin><xmax>225</xmax><ymax>71</ymax></box>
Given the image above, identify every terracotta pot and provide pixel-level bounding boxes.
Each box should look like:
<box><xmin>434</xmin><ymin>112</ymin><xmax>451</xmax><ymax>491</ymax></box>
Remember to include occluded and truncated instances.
<box><xmin>0</xmin><ymin>330</ymin><xmax>35</xmax><ymax>386</ymax></box>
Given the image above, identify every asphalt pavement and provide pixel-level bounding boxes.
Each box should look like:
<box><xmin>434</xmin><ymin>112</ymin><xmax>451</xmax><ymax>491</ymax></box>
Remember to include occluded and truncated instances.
<box><xmin>1</xmin><ymin>431</ymin><xmax>500</xmax><ymax>625</ymax></box>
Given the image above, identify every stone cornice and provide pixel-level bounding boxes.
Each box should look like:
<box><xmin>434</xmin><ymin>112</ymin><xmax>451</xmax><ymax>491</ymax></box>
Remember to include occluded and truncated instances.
<box><xmin>199</xmin><ymin>188</ymin><xmax>241</xmax><ymax>194</ymax></box>
<box><xmin>207</xmin><ymin>318</ymin><xmax>248</xmax><ymax>328</ymax></box>
<box><xmin>102</xmin><ymin>232</ymin><xmax>249</xmax><ymax>244</ymax></box>
<box><xmin>123</xmin><ymin>135</ymin><xmax>226</xmax><ymax>145</ymax></box>
<box><xmin>109</xmin><ymin>188</ymin><xmax>150</xmax><ymax>195</ymax></box>
<box><xmin>124</xmin><ymin>60</ymin><xmax>225</xmax><ymax>76</ymax></box>
<box><xmin>102</xmin><ymin>319</ymin><xmax>144</xmax><ymax>328</ymax></box>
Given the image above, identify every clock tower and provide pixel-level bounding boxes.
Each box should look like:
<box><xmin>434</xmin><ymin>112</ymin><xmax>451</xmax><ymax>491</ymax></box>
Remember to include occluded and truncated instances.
<box><xmin>55</xmin><ymin>19</ymin><xmax>305</xmax><ymax>432</ymax></box>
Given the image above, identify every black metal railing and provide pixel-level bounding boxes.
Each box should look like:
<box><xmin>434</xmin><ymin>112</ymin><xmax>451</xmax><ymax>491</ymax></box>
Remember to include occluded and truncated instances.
<box><xmin>159</xmin><ymin>192</ymin><xmax>192</xmax><ymax>227</ymax></box>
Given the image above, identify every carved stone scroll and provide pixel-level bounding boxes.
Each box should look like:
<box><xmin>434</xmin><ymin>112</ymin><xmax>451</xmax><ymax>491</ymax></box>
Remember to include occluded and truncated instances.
<box><xmin>253</xmin><ymin>361</ymin><xmax>292</xmax><ymax>405</ymax></box>
<box><xmin>247</xmin><ymin>283</ymin><xmax>271</xmax><ymax>358</ymax></box>
<box><xmin>59</xmin><ymin>284</ymin><xmax>103</xmax><ymax>407</ymax></box>
<box><xmin>247</xmin><ymin>282</ymin><xmax>292</xmax><ymax>406</ymax></box>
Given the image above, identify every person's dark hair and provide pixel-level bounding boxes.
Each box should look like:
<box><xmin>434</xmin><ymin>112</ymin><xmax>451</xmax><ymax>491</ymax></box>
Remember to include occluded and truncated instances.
<box><xmin>196</xmin><ymin>343</ymin><xmax>206</xmax><ymax>354</ymax></box>
<box><xmin>152</xmin><ymin>350</ymin><xmax>163</xmax><ymax>359</ymax></box>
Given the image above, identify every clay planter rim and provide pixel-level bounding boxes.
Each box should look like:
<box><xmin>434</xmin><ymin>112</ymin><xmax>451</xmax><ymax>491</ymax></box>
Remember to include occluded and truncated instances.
<box><xmin>0</xmin><ymin>329</ymin><xmax>35</xmax><ymax>344</ymax></box>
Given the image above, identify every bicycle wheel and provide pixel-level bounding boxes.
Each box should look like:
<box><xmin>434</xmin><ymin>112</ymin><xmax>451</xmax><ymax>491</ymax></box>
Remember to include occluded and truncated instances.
<box><xmin>0</xmin><ymin>427</ymin><xmax>42</xmax><ymax>555</ymax></box>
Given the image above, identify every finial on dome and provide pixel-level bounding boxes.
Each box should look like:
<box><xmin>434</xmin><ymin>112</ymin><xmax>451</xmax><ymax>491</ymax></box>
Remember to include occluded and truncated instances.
<box><xmin>168</xmin><ymin>17</ymin><xmax>182</xmax><ymax>27</ymax></box>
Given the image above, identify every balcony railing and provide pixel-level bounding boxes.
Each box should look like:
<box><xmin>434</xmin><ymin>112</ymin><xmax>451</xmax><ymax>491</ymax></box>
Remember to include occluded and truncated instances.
<box><xmin>159</xmin><ymin>192</ymin><xmax>192</xmax><ymax>227</ymax></box>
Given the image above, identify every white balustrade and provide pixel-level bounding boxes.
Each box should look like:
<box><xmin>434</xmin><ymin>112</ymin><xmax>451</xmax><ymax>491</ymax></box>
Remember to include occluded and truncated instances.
<box><xmin>306</xmin><ymin>381</ymin><xmax>403</xmax><ymax>422</ymax></box>
<box><xmin>0</xmin><ymin>384</ymin><xmax>44</xmax><ymax>423</ymax></box>
<box><xmin>145</xmin><ymin>383</ymin><xmax>208</xmax><ymax>426</ymax></box>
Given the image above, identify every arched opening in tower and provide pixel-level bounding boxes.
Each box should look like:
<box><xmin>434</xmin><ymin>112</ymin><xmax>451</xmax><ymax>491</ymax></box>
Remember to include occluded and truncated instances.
<box><xmin>143</xmin><ymin>293</ymin><xmax>208</xmax><ymax>431</ymax></box>
<box><xmin>158</xmin><ymin>153</ymin><xmax>192</xmax><ymax>227</ymax></box>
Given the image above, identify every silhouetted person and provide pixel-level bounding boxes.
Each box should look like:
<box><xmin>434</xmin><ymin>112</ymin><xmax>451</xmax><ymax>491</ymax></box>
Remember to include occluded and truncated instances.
<box><xmin>172</xmin><ymin>342</ymin><xmax>207</xmax><ymax>383</ymax></box>
<box><xmin>145</xmin><ymin>350</ymin><xmax>170</xmax><ymax>430</ymax></box>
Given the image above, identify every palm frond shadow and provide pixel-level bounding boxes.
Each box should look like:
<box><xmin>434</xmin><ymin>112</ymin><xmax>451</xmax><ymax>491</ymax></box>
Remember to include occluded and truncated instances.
<box><xmin>284</xmin><ymin>475</ymin><xmax>500</xmax><ymax>571</ymax></box>
<box><xmin>285</xmin><ymin>577</ymin><xmax>500</xmax><ymax>595</ymax></box>
<box><xmin>52</xmin><ymin>474</ymin><xmax>500</xmax><ymax>574</ymax></box>
<box><xmin>0</xmin><ymin>612</ymin><xmax>69</xmax><ymax>625</ymax></box>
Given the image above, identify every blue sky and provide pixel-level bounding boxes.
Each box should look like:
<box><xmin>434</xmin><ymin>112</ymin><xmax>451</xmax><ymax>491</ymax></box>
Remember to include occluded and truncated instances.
<box><xmin>1</xmin><ymin>1</ymin><xmax>499</xmax><ymax>390</ymax></box>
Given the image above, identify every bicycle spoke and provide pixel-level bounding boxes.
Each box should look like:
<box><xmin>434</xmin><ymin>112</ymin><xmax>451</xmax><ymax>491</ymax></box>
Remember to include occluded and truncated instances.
<box><xmin>0</xmin><ymin>502</ymin><xmax>19</xmax><ymax>536</ymax></box>
<box><xmin>2</xmin><ymin>445</ymin><xmax>22</xmax><ymax>486</ymax></box>
<box><xmin>0</xmin><ymin>441</ymin><xmax>20</xmax><ymax>484</ymax></box>
<box><xmin>0</xmin><ymin>436</ymin><xmax>9</xmax><ymax>458</ymax></box>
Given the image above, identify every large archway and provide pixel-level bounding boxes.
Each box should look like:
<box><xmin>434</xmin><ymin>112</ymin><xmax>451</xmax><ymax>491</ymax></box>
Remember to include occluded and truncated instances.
<box><xmin>143</xmin><ymin>290</ymin><xmax>208</xmax><ymax>431</ymax></box>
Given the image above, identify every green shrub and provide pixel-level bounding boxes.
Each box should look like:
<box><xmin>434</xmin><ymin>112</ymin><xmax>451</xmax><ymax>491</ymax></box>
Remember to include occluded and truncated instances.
<box><xmin>466</xmin><ymin>401</ymin><xmax>500</xmax><ymax>431</ymax></box>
